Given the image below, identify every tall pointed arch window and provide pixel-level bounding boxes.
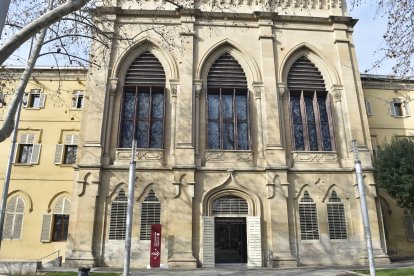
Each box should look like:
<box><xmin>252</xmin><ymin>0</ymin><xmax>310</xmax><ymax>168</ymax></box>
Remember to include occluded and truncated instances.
<box><xmin>298</xmin><ymin>190</ymin><xmax>319</xmax><ymax>240</ymax></box>
<box><xmin>207</xmin><ymin>52</ymin><xmax>250</xmax><ymax>150</ymax></box>
<box><xmin>288</xmin><ymin>56</ymin><xmax>335</xmax><ymax>151</ymax></box>
<box><xmin>212</xmin><ymin>195</ymin><xmax>248</xmax><ymax>215</ymax></box>
<box><xmin>140</xmin><ymin>189</ymin><xmax>161</xmax><ymax>240</ymax></box>
<box><xmin>3</xmin><ymin>196</ymin><xmax>25</xmax><ymax>240</ymax></box>
<box><xmin>327</xmin><ymin>191</ymin><xmax>347</xmax><ymax>239</ymax></box>
<box><xmin>119</xmin><ymin>51</ymin><xmax>166</xmax><ymax>149</ymax></box>
<box><xmin>109</xmin><ymin>189</ymin><xmax>128</xmax><ymax>240</ymax></box>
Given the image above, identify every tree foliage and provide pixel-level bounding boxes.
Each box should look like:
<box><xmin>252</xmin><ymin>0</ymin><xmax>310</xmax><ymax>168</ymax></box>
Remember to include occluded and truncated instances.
<box><xmin>375</xmin><ymin>137</ymin><xmax>414</xmax><ymax>211</ymax></box>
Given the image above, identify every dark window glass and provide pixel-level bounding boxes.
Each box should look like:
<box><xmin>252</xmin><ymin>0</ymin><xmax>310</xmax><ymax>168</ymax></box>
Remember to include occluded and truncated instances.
<box><xmin>29</xmin><ymin>94</ymin><xmax>40</xmax><ymax>108</ymax></box>
<box><xmin>52</xmin><ymin>214</ymin><xmax>69</xmax><ymax>241</ymax></box>
<box><xmin>76</xmin><ymin>95</ymin><xmax>84</xmax><ymax>108</ymax></box>
<box><xmin>119</xmin><ymin>87</ymin><xmax>164</xmax><ymax>148</ymax></box>
<box><xmin>393</xmin><ymin>102</ymin><xmax>403</xmax><ymax>116</ymax></box>
<box><xmin>63</xmin><ymin>145</ymin><xmax>77</xmax><ymax>164</ymax></box>
<box><xmin>17</xmin><ymin>144</ymin><xmax>33</xmax><ymax>163</ymax></box>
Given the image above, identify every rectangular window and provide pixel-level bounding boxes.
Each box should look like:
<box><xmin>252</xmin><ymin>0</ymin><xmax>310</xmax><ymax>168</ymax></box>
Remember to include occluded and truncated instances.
<box><xmin>23</xmin><ymin>89</ymin><xmax>46</xmax><ymax>109</ymax></box>
<box><xmin>290</xmin><ymin>91</ymin><xmax>334</xmax><ymax>151</ymax></box>
<box><xmin>390</xmin><ymin>99</ymin><xmax>411</xmax><ymax>117</ymax></box>
<box><xmin>119</xmin><ymin>86</ymin><xmax>165</xmax><ymax>149</ymax></box>
<box><xmin>365</xmin><ymin>99</ymin><xmax>373</xmax><ymax>116</ymax></box>
<box><xmin>207</xmin><ymin>88</ymin><xmax>249</xmax><ymax>150</ymax></box>
<box><xmin>52</xmin><ymin>214</ymin><xmax>69</xmax><ymax>241</ymax></box>
<box><xmin>54</xmin><ymin>134</ymin><xmax>78</xmax><ymax>165</ymax></box>
<box><xmin>72</xmin><ymin>91</ymin><xmax>84</xmax><ymax>109</ymax></box>
<box><xmin>15</xmin><ymin>134</ymin><xmax>41</xmax><ymax>165</ymax></box>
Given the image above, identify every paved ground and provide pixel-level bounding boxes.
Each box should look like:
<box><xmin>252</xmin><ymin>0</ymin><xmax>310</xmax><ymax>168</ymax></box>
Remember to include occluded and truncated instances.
<box><xmin>41</xmin><ymin>259</ymin><xmax>414</xmax><ymax>276</ymax></box>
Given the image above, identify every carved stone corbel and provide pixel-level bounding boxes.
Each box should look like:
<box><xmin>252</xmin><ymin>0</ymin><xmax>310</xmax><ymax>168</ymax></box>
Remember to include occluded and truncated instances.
<box><xmin>171</xmin><ymin>84</ymin><xmax>178</xmax><ymax>98</ymax></box>
<box><xmin>108</xmin><ymin>78</ymin><xmax>119</xmax><ymax>96</ymax></box>
<box><xmin>277</xmin><ymin>82</ymin><xmax>288</xmax><ymax>97</ymax></box>
<box><xmin>194</xmin><ymin>80</ymin><xmax>203</xmax><ymax>98</ymax></box>
<box><xmin>330</xmin><ymin>84</ymin><xmax>344</xmax><ymax>103</ymax></box>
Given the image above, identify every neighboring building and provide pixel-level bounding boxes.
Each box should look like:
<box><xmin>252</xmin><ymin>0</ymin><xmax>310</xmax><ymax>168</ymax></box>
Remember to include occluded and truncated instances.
<box><xmin>0</xmin><ymin>67</ymin><xmax>86</xmax><ymax>262</ymax></box>
<box><xmin>361</xmin><ymin>74</ymin><xmax>414</xmax><ymax>260</ymax></box>
<box><xmin>0</xmin><ymin>0</ymin><xmax>413</xmax><ymax>271</ymax></box>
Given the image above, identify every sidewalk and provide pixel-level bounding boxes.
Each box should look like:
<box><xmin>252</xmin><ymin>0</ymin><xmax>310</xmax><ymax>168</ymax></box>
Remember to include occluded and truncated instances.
<box><xmin>42</xmin><ymin>259</ymin><xmax>414</xmax><ymax>276</ymax></box>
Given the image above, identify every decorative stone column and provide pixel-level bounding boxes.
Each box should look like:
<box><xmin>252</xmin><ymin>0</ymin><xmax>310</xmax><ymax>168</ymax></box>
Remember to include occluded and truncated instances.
<box><xmin>170</xmin><ymin>82</ymin><xmax>179</xmax><ymax>164</ymax></box>
<box><xmin>194</xmin><ymin>80</ymin><xmax>203</xmax><ymax>167</ymax></box>
<box><xmin>102</xmin><ymin>78</ymin><xmax>118</xmax><ymax>165</ymax></box>
<box><xmin>253</xmin><ymin>83</ymin><xmax>265</xmax><ymax>166</ymax></box>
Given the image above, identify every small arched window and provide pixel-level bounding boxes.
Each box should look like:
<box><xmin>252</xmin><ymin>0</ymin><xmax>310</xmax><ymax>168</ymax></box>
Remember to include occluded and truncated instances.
<box><xmin>327</xmin><ymin>191</ymin><xmax>347</xmax><ymax>239</ymax></box>
<box><xmin>4</xmin><ymin>196</ymin><xmax>25</xmax><ymax>240</ymax></box>
<box><xmin>207</xmin><ymin>52</ymin><xmax>249</xmax><ymax>150</ymax></box>
<box><xmin>140</xmin><ymin>189</ymin><xmax>161</xmax><ymax>240</ymax></box>
<box><xmin>109</xmin><ymin>189</ymin><xmax>128</xmax><ymax>240</ymax></box>
<box><xmin>298</xmin><ymin>190</ymin><xmax>319</xmax><ymax>240</ymax></box>
<box><xmin>288</xmin><ymin>56</ymin><xmax>335</xmax><ymax>151</ymax></box>
<box><xmin>52</xmin><ymin>197</ymin><xmax>71</xmax><ymax>241</ymax></box>
<box><xmin>119</xmin><ymin>51</ymin><xmax>166</xmax><ymax>149</ymax></box>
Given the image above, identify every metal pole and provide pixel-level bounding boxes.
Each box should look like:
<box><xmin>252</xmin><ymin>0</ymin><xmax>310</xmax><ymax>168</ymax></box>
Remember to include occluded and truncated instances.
<box><xmin>352</xmin><ymin>140</ymin><xmax>376</xmax><ymax>276</ymax></box>
<box><xmin>0</xmin><ymin>0</ymin><xmax>11</xmax><ymax>38</ymax></box>
<box><xmin>123</xmin><ymin>139</ymin><xmax>136</xmax><ymax>276</ymax></box>
<box><xmin>0</xmin><ymin>100</ymin><xmax>23</xmax><ymax>249</ymax></box>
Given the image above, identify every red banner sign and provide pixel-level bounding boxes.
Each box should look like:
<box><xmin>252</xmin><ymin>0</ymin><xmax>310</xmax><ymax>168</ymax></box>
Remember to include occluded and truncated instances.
<box><xmin>150</xmin><ymin>224</ymin><xmax>162</xmax><ymax>268</ymax></box>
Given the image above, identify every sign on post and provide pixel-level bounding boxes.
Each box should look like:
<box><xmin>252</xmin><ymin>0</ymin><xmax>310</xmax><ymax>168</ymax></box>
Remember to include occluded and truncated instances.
<box><xmin>150</xmin><ymin>224</ymin><xmax>162</xmax><ymax>268</ymax></box>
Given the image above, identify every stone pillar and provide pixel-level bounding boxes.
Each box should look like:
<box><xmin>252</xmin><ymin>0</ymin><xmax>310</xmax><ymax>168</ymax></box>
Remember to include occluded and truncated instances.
<box><xmin>170</xmin><ymin>82</ymin><xmax>178</xmax><ymax>164</ymax></box>
<box><xmin>253</xmin><ymin>84</ymin><xmax>265</xmax><ymax>166</ymax></box>
<box><xmin>266</xmin><ymin>171</ymin><xmax>296</xmax><ymax>267</ymax></box>
<box><xmin>65</xmin><ymin>169</ymin><xmax>100</xmax><ymax>267</ymax></box>
<box><xmin>194</xmin><ymin>81</ymin><xmax>203</xmax><ymax>167</ymax></box>
<box><xmin>258</xmin><ymin>19</ymin><xmax>285</xmax><ymax>167</ymax></box>
<box><xmin>174</xmin><ymin>15</ymin><xmax>196</xmax><ymax>166</ymax></box>
<box><xmin>167</xmin><ymin>170</ymin><xmax>197</xmax><ymax>268</ymax></box>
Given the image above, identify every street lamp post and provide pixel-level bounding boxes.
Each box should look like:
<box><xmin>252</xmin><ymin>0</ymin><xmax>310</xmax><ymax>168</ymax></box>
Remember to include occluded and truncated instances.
<box><xmin>352</xmin><ymin>140</ymin><xmax>376</xmax><ymax>276</ymax></box>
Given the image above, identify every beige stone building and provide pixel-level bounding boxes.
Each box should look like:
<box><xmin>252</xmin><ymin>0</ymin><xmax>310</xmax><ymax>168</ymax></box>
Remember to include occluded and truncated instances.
<box><xmin>0</xmin><ymin>0</ymin><xmax>413</xmax><ymax>272</ymax></box>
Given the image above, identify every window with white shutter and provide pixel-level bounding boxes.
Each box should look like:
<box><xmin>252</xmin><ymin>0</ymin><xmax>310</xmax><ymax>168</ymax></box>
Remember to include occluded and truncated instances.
<box><xmin>15</xmin><ymin>133</ymin><xmax>41</xmax><ymax>165</ymax></box>
<box><xmin>54</xmin><ymin>134</ymin><xmax>78</xmax><ymax>165</ymax></box>
<box><xmin>109</xmin><ymin>189</ymin><xmax>128</xmax><ymax>240</ymax></box>
<box><xmin>365</xmin><ymin>99</ymin><xmax>373</xmax><ymax>116</ymax></box>
<box><xmin>72</xmin><ymin>91</ymin><xmax>84</xmax><ymax>109</ymax></box>
<box><xmin>24</xmin><ymin>89</ymin><xmax>46</xmax><ymax>108</ymax></box>
<box><xmin>3</xmin><ymin>196</ymin><xmax>25</xmax><ymax>240</ymax></box>
<box><xmin>298</xmin><ymin>191</ymin><xmax>319</xmax><ymax>240</ymax></box>
<box><xmin>390</xmin><ymin>99</ymin><xmax>411</xmax><ymax>117</ymax></box>
<box><xmin>41</xmin><ymin>198</ymin><xmax>71</xmax><ymax>242</ymax></box>
<box><xmin>327</xmin><ymin>191</ymin><xmax>347</xmax><ymax>240</ymax></box>
<box><xmin>140</xmin><ymin>189</ymin><xmax>161</xmax><ymax>240</ymax></box>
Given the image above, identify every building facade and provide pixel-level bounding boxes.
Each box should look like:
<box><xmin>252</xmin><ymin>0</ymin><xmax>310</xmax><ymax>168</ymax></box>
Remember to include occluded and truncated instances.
<box><xmin>0</xmin><ymin>0</ymin><xmax>413</xmax><ymax>271</ymax></box>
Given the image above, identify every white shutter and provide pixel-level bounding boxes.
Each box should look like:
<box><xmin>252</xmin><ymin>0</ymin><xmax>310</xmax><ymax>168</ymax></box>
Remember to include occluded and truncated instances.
<box><xmin>22</xmin><ymin>93</ymin><xmax>28</xmax><ymax>107</ymax></box>
<box><xmin>54</xmin><ymin>198</ymin><xmax>65</xmax><ymax>214</ymax></box>
<box><xmin>247</xmin><ymin>216</ymin><xmax>262</xmax><ymax>267</ymax></box>
<box><xmin>390</xmin><ymin>102</ymin><xmax>396</xmax><ymax>116</ymax></box>
<box><xmin>12</xmin><ymin>214</ymin><xmax>23</xmax><ymax>239</ymax></box>
<box><xmin>3</xmin><ymin>213</ymin><xmax>13</xmax><ymax>239</ymax></box>
<box><xmin>30</xmin><ymin>144</ymin><xmax>41</xmax><ymax>164</ymax></box>
<box><xmin>12</xmin><ymin>143</ymin><xmax>18</xmax><ymax>163</ymax></box>
<box><xmin>365</xmin><ymin>100</ymin><xmax>373</xmax><ymax>116</ymax></box>
<box><xmin>404</xmin><ymin>102</ymin><xmax>411</xmax><ymax>117</ymax></box>
<box><xmin>38</xmin><ymin>93</ymin><xmax>46</xmax><ymax>108</ymax></box>
<box><xmin>62</xmin><ymin>199</ymin><xmax>71</xmax><ymax>214</ymax></box>
<box><xmin>27</xmin><ymin>134</ymin><xmax>35</xmax><ymax>144</ymax></box>
<box><xmin>20</xmin><ymin>134</ymin><xmax>28</xmax><ymax>144</ymax></box>
<box><xmin>202</xmin><ymin>216</ymin><xmax>215</xmax><ymax>268</ymax></box>
<box><xmin>54</xmin><ymin>144</ymin><xmax>64</xmax><ymax>164</ymax></box>
<box><xmin>65</xmin><ymin>134</ymin><xmax>79</xmax><ymax>145</ymax></box>
<box><xmin>40</xmin><ymin>214</ymin><xmax>52</xmax><ymax>242</ymax></box>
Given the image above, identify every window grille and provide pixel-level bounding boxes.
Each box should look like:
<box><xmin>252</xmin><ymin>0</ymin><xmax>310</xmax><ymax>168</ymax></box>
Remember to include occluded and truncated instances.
<box><xmin>327</xmin><ymin>191</ymin><xmax>347</xmax><ymax>239</ymax></box>
<box><xmin>298</xmin><ymin>191</ymin><xmax>319</xmax><ymax>240</ymax></box>
<box><xmin>3</xmin><ymin>196</ymin><xmax>24</xmax><ymax>240</ymax></box>
<box><xmin>120</xmin><ymin>51</ymin><xmax>166</xmax><ymax>148</ymax></box>
<box><xmin>207</xmin><ymin>52</ymin><xmax>249</xmax><ymax>150</ymax></box>
<box><xmin>140</xmin><ymin>189</ymin><xmax>161</xmax><ymax>240</ymax></box>
<box><xmin>288</xmin><ymin>56</ymin><xmax>334</xmax><ymax>151</ymax></box>
<box><xmin>212</xmin><ymin>195</ymin><xmax>248</xmax><ymax>215</ymax></box>
<box><xmin>109</xmin><ymin>189</ymin><xmax>128</xmax><ymax>240</ymax></box>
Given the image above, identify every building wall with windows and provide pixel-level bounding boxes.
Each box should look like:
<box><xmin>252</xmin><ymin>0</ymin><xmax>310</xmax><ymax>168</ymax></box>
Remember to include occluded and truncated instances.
<box><xmin>362</xmin><ymin>75</ymin><xmax>414</xmax><ymax>259</ymax></box>
<box><xmin>0</xmin><ymin>68</ymin><xmax>86</xmax><ymax>261</ymax></box>
<box><xmin>1</xmin><ymin>1</ymin><xmax>413</xmax><ymax>270</ymax></box>
<box><xmin>63</xmin><ymin>0</ymin><xmax>390</xmax><ymax>269</ymax></box>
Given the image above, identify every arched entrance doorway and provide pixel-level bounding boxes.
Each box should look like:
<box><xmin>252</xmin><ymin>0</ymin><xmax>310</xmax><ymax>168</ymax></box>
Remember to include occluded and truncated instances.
<box><xmin>202</xmin><ymin>191</ymin><xmax>262</xmax><ymax>268</ymax></box>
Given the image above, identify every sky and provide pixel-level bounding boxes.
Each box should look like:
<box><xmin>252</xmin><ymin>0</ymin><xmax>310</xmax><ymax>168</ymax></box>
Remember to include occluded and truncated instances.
<box><xmin>4</xmin><ymin>2</ymin><xmax>393</xmax><ymax>75</ymax></box>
